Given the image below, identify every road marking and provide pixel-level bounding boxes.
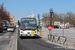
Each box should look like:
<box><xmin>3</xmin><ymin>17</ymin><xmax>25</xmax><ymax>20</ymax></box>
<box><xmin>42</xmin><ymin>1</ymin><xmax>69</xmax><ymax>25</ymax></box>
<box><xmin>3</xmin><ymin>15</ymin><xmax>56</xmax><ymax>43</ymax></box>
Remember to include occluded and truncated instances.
<box><xmin>0</xmin><ymin>36</ymin><xmax>2</xmax><ymax>38</ymax></box>
<box><xmin>0</xmin><ymin>36</ymin><xmax>14</xmax><ymax>38</ymax></box>
<box><xmin>5</xmin><ymin>36</ymin><xmax>9</xmax><ymax>38</ymax></box>
<box><xmin>71</xmin><ymin>37</ymin><xmax>75</xmax><ymax>38</ymax></box>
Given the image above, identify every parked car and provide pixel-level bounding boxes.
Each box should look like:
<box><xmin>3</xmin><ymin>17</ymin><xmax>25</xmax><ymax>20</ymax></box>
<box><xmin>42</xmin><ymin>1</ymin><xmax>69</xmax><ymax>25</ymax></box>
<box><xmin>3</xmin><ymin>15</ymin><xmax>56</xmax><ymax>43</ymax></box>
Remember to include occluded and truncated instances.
<box><xmin>7</xmin><ymin>26</ymin><xmax>15</xmax><ymax>32</ymax></box>
<box><xmin>53</xmin><ymin>25</ymin><xmax>59</xmax><ymax>28</ymax></box>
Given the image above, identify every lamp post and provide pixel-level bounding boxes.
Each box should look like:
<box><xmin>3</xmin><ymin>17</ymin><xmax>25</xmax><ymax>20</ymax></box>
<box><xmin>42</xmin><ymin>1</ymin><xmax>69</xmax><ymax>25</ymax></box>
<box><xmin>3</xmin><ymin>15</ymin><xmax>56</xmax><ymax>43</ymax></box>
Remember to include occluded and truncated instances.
<box><xmin>49</xmin><ymin>8</ymin><xmax>53</xmax><ymax>36</ymax></box>
<box><xmin>50</xmin><ymin>8</ymin><xmax>53</xmax><ymax>26</ymax></box>
<box><xmin>38</xmin><ymin>14</ymin><xmax>41</xmax><ymax>36</ymax></box>
<box><xmin>38</xmin><ymin>14</ymin><xmax>40</xmax><ymax>30</ymax></box>
<box><xmin>62</xmin><ymin>15</ymin><xmax>65</xmax><ymax>36</ymax></box>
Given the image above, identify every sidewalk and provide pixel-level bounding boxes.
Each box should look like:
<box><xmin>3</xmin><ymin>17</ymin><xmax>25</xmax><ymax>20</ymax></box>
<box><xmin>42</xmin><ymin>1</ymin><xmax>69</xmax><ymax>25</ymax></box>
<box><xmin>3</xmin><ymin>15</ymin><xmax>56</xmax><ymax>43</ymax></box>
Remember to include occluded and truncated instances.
<box><xmin>37</xmin><ymin>27</ymin><xmax>75</xmax><ymax>49</ymax></box>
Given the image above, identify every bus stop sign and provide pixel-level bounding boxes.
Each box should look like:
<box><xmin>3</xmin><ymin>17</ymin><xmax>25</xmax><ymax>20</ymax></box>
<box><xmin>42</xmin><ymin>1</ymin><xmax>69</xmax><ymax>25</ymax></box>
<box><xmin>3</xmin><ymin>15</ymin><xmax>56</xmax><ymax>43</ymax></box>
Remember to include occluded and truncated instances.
<box><xmin>48</xmin><ymin>26</ymin><xmax>52</xmax><ymax>31</ymax></box>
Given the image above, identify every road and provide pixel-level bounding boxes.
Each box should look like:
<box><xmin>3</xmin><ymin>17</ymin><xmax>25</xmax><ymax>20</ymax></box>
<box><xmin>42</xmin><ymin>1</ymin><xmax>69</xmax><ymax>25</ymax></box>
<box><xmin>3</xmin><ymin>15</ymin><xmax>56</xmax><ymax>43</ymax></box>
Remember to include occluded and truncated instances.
<box><xmin>0</xmin><ymin>28</ymin><xmax>75</xmax><ymax>50</ymax></box>
<box><xmin>0</xmin><ymin>29</ymin><xmax>17</xmax><ymax>50</ymax></box>
<box><xmin>17</xmin><ymin>36</ymin><xmax>74</xmax><ymax>50</ymax></box>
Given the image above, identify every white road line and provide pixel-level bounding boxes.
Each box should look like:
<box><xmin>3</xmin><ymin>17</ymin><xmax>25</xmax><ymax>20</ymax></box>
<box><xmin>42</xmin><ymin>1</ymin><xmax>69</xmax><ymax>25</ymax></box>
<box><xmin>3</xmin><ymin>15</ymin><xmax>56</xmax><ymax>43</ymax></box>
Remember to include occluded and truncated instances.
<box><xmin>2</xmin><ymin>32</ymin><xmax>10</xmax><ymax>36</ymax></box>
<box><xmin>0</xmin><ymin>36</ymin><xmax>2</xmax><ymax>38</ymax></box>
<box><xmin>5</xmin><ymin>36</ymin><xmax>9</xmax><ymax>38</ymax></box>
<box><xmin>0</xmin><ymin>36</ymin><xmax>14</xmax><ymax>38</ymax></box>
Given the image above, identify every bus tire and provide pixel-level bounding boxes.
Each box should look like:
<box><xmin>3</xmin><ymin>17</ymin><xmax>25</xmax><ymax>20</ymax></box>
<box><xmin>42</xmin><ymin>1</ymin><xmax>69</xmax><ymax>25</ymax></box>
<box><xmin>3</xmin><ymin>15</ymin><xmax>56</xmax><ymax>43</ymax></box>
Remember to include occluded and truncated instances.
<box><xmin>33</xmin><ymin>36</ymin><xmax>36</xmax><ymax>38</ymax></box>
<box><xmin>13</xmin><ymin>30</ymin><xmax>15</xmax><ymax>32</ymax></box>
<box><xmin>19</xmin><ymin>36</ymin><xmax>22</xmax><ymax>38</ymax></box>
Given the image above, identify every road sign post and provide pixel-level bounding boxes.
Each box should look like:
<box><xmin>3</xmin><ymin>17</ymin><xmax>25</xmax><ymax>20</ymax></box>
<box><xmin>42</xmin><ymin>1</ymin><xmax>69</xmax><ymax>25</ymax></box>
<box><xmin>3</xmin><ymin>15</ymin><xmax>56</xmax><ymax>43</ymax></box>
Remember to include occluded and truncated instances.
<box><xmin>48</xmin><ymin>26</ymin><xmax>52</xmax><ymax>40</ymax></box>
<box><xmin>62</xmin><ymin>26</ymin><xmax>65</xmax><ymax>36</ymax></box>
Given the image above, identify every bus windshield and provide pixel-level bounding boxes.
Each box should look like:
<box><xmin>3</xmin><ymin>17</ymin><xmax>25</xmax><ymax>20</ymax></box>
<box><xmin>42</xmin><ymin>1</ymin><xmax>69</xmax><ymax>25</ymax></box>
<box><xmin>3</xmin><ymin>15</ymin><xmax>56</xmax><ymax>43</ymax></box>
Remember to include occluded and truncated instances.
<box><xmin>3</xmin><ymin>22</ymin><xmax>6</xmax><ymax>26</ymax></box>
<box><xmin>20</xmin><ymin>18</ymin><xmax>37</xmax><ymax>30</ymax></box>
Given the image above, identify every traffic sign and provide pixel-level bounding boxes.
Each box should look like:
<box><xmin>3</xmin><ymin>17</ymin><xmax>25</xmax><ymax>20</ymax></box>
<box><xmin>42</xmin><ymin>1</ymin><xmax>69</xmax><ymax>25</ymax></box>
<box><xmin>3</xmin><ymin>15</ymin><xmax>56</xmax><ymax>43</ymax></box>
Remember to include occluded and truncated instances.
<box><xmin>62</xmin><ymin>26</ymin><xmax>65</xmax><ymax>29</ymax></box>
<box><xmin>48</xmin><ymin>26</ymin><xmax>52</xmax><ymax>31</ymax></box>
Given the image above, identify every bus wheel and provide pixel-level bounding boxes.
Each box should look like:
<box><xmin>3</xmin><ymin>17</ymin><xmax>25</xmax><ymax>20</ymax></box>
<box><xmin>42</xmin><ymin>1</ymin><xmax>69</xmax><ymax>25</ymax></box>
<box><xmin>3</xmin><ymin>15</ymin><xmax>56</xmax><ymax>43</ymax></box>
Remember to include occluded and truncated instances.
<box><xmin>19</xmin><ymin>36</ymin><xmax>22</xmax><ymax>39</ymax></box>
<box><xmin>33</xmin><ymin>36</ymin><xmax>36</xmax><ymax>38</ymax></box>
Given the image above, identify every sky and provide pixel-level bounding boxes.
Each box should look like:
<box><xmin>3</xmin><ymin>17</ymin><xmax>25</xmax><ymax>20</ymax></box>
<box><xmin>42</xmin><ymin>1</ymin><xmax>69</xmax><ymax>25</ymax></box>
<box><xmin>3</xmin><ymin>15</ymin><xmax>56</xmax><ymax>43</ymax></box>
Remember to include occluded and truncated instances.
<box><xmin>0</xmin><ymin>0</ymin><xmax>75</xmax><ymax>22</ymax></box>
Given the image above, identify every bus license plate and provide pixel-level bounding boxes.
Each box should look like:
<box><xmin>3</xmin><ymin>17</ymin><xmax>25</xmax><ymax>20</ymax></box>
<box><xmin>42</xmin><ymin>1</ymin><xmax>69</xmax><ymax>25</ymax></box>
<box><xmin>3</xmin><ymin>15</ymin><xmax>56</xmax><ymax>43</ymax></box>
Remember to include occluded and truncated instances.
<box><xmin>9</xmin><ymin>30</ymin><xmax>12</xmax><ymax>31</ymax></box>
<box><xmin>27</xmin><ymin>34</ymin><xmax>30</xmax><ymax>36</ymax></box>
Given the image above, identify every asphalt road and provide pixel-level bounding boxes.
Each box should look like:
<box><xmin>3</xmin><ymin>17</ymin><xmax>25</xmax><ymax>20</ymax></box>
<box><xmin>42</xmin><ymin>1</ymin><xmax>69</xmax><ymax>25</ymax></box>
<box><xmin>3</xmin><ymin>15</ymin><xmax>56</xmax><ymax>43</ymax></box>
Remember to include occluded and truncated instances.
<box><xmin>0</xmin><ymin>30</ymin><xmax>17</xmax><ymax>50</ymax></box>
<box><xmin>17</xmin><ymin>36</ymin><xmax>74</xmax><ymax>50</ymax></box>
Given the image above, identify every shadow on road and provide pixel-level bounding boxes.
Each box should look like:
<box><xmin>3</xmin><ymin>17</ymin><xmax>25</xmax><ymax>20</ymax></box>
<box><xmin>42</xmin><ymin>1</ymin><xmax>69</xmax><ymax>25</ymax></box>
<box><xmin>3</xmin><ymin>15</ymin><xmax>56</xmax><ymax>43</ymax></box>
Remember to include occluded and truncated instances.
<box><xmin>0</xmin><ymin>31</ymin><xmax>7</xmax><ymax>34</ymax></box>
<box><xmin>20</xmin><ymin>35</ymin><xmax>42</xmax><ymax>39</ymax></box>
<box><xmin>3</xmin><ymin>31</ymin><xmax>7</xmax><ymax>33</ymax></box>
<box><xmin>0</xmin><ymin>31</ymin><xmax>7</xmax><ymax>36</ymax></box>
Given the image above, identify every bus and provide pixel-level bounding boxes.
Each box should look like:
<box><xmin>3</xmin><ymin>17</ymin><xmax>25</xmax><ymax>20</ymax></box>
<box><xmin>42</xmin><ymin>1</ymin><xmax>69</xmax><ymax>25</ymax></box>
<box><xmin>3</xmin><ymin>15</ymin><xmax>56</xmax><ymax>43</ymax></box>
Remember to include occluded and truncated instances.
<box><xmin>0</xmin><ymin>20</ymin><xmax>3</xmax><ymax>32</ymax></box>
<box><xmin>18</xmin><ymin>17</ymin><xmax>37</xmax><ymax>37</ymax></box>
<box><xmin>2</xmin><ymin>20</ymin><xmax>9</xmax><ymax>30</ymax></box>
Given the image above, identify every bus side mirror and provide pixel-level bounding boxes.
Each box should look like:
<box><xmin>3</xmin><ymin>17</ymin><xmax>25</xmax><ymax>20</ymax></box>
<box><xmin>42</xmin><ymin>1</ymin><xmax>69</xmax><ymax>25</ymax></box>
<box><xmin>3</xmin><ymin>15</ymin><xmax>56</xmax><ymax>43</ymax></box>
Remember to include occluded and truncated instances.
<box><xmin>18</xmin><ymin>20</ymin><xmax>20</xmax><ymax>26</ymax></box>
<box><xmin>37</xmin><ymin>26</ymin><xmax>39</xmax><ymax>31</ymax></box>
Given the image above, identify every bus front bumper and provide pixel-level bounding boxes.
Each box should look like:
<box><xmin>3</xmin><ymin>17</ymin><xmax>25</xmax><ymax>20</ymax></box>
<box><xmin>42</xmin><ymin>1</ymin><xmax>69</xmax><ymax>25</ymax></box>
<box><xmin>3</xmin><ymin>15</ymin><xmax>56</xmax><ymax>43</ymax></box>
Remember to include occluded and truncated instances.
<box><xmin>20</xmin><ymin>33</ymin><xmax>37</xmax><ymax>37</ymax></box>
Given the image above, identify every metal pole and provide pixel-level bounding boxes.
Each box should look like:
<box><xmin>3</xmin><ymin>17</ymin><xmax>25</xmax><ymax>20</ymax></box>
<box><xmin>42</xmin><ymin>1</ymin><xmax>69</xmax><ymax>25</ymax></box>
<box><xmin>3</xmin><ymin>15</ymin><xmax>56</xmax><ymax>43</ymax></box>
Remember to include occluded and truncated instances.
<box><xmin>38</xmin><ymin>14</ymin><xmax>41</xmax><ymax>36</ymax></box>
<box><xmin>50</xmin><ymin>8</ymin><xmax>53</xmax><ymax>35</ymax></box>
<box><xmin>62</xmin><ymin>28</ymin><xmax>64</xmax><ymax>36</ymax></box>
<box><xmin>50</xmin><ymin>8</ymin><xmax>53</xmax><ymax>26</ymax></box>
<box><xmin>48</xmin><ymin>8</ymin><xmax>53</xmax><ymax>40</ymax></box>
<box><xmin>48</xmin><ymin>31</ymin><xmax>50</xmax><ymax>40</ymax></box>
<box><xmin>63</xmin><ymin>15</ymin><xmax>65</xmax><ymax>36</ymax></box>
<box><xmin>38</xmin><ymin>14</ymin><xmax>40</xmax><ymax>30</ymax></box>
<box><xmin>50</xmin><ymin>13</ymin><xmax>52</xmax><ymax>26</ymax></box>
<box><xmin>39</xmin><ymin>17</ymin><xmax>40</xmax><ymax>30</ymax></box>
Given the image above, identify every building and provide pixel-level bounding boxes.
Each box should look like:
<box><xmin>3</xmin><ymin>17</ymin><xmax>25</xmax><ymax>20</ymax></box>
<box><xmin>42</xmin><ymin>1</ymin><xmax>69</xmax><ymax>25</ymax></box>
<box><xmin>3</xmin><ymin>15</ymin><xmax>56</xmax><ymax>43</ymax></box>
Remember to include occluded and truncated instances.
<box><xmin>54</xmin><ymin>21</ymin><xmax>61</xmax><ymax>26</ymax></box>
<box><xmin>10</xmin><ymin>15</ymin><xmax>15</xmax><ymax>26</ymax></box>
<box><xmin>37</xmin><ymin>20</ymin><xmax>43</xmax><ymax>26</ymax></box>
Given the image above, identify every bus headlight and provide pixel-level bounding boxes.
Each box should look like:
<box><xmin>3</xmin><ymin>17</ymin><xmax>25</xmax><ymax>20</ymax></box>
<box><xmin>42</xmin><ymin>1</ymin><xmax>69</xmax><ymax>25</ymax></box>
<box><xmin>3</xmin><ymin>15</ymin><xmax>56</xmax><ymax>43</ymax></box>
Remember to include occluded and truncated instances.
<box><xmin>35</xmin><ymin>31</ymin><xmax>36</xmax><ymax>33</ymax></box>
<box><xmin>5</xmin><ymin>27</ymin><xmax>7</xmax><ymax>28</ymax></box>
<box><xmin>20</xmin><ymin>31</ymin><xmax>23</xmax><ymax>33</ymax></box>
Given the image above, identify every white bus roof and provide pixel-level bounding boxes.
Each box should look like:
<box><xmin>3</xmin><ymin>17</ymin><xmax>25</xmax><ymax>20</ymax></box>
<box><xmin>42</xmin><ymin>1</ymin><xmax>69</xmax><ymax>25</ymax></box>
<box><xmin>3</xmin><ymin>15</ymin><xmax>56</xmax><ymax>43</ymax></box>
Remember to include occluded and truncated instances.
<box><xmin>19</xmin><ymin>17</ymin><xmax>36</xmax><ymax>22</ymax></box>
<box><xmin>20</xmin><ymin>17</ymin><xmax>36</xmax><ymax>19</ymax></box>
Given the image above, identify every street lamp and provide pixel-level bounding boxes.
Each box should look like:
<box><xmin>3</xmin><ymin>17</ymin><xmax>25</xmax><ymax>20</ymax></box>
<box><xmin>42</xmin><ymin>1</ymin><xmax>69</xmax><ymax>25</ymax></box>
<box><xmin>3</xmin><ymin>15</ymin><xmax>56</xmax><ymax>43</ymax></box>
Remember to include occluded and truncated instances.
<box><xmin>48</xmin><ymin>8</ymin><xmax>53</xmax><ymax>38</ymax></box>
<box><xmin>38</xmin><ymin>14</ymin><xmax>40</xmax><ymax>30</ymax></box>
<box><xmin>50</xmin><ymin>8</ymin><xmax>53</xmax><ymax>26</ymax></box>
<box><xmin>38</xmin><ymin>14</ymin><xmax>41</xmax><ymax>36</ymax></box>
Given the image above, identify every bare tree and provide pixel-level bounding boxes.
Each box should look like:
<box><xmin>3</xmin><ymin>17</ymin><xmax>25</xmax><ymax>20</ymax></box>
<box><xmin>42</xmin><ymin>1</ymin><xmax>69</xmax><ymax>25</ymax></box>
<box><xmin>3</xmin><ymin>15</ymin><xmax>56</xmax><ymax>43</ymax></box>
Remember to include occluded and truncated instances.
<box><xmin>0</xmin><ymin>3</ymin><xmax>10</xmax><ymax>22</ymax></box>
